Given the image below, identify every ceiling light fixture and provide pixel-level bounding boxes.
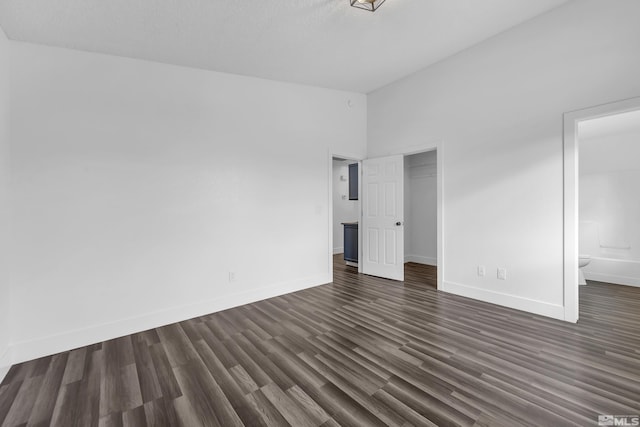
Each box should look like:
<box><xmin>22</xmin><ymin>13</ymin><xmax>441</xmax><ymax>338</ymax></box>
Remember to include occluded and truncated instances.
<box><xmin>350</xmin><ymin>0</ymin><xmax>386</xmax><ymax>12</ymax></box>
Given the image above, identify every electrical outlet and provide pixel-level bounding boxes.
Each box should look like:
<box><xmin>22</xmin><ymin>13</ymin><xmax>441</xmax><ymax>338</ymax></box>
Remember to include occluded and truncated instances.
<box><xmin>497</xmin><ymin>268</ymin><xmax>507</xmax><ymax>280</ymax></box>
<box><xmin>229</xmin><ymin>272</ymin><xmax>236</xmax><ymax>282</ymax></box>
<box><xmin>477</xmin><ymin>265</ymin><xmax>486</xmax><ymax>277</ymax></box>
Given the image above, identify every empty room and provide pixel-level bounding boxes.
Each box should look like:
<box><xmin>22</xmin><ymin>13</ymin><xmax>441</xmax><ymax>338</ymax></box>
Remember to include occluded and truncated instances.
<box><xmin>1</xmin><ymin>1</ymin><xmax>639</xmax><ymax>426</ymax></box>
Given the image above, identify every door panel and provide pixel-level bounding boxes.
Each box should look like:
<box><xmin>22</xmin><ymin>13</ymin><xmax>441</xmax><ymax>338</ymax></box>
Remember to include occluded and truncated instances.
<box><xmin>362</xmin><ymin>155</ymin><xmax>404</xmax><ymax>281</ymax></box>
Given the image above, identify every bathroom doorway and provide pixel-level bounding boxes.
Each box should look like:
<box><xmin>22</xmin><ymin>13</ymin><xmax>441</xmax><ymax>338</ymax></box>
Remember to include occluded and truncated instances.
<box><xmin>578</xmin><ymin>110</ymin><xmax>640</xmax><ymax>287</ymax></box>
<box><xmin>563</xmin><ymin>97</ymin><xmax>640</xmax><ymax>322</ymax></box>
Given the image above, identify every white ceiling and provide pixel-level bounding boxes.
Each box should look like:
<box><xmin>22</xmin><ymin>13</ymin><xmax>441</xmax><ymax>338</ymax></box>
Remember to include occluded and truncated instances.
<box><xmin>0</xmin><ymin>0</ymin><xmax>570</xmax><ymax>93</ymax></box>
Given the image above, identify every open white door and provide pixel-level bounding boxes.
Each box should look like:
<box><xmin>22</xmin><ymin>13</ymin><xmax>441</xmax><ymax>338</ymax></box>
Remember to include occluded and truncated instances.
<box><xmin>362</xmin><ymin>155</ymin><xmax>404</xmax><ymax>281</ymax></box>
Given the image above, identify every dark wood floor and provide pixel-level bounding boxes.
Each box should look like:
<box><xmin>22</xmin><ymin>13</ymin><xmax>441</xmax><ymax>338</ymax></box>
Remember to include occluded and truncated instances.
<box><xmin>1</xmin><ymin>256</ymin><xmax>639</xmax><ymax>426</ymax></box>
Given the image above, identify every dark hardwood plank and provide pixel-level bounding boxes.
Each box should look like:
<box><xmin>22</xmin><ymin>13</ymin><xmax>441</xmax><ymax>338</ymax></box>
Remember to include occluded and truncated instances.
<box><xmin>122</xmin><ymin>405</ymin><xmax>146</xmax><ymax>427</ymax></box>
<box><xmin>1</xmin><ymin>256</ymin><xmax>639</xmax><ymax>426</ymax></box>
<box><xmin>131</xmin><ymin>335</ymin><xmax>162</xmax><ymax>404</ymax></box>
<box><xmin>49</xmin><ymin>380</ymin><xmax>80</xmax><ymax>427</ymax></box>
<box><xmin>245</xmin><ymin>389</ymin><xmax>290</xmax><ymax>427</ymax></box>
<box><xmin>119</xmin><ymin>364</ymin><xmax>143</xmax><ymax>412</ymax></box>
<box><xmin>148</xmin><ymin>343</ymin><xmax>181</xmax><ymax>401</ymax></box>
<box><xmin>259</xmin><ymin>382</ymin><xmax>316</xmax><ymax>427</ymax></box>
<box><xmin>26</xmin><ymin>352</ymin><xmax>68</xmax><ymax>427</ymax></box>
<box><xmin>97</xmin><ymin>411</ymin><xmax>122</xmax><ymax>427</ymax></box>
<box><xmin>142</xmin><ymin>397</ymin><xmax>178</xmax><ymax>427</ymax></box>
<box><xmin>173</xmin><ymin>359</ymin><xmax>243</xmax><ymax>427</ymax></box>
<box><xmin>0</xmin><ymin>382</ymin><xmax>22</xmax><ymax>426</ymax></box>
<box><xmin>1</xmin><ymin>375</ymin><xmax>44</xmax><ymax>426</ymax></box>
<box><xmin>60</xmin><ymin>348</ymin><xmax>86</xmax><ymax>386</ymax></box>
<box><xmin>286</xmin><ymin>384</ymin><xmax>331</xmax><ymax>426</ymax></box>
<box><xmin>74</xmin><ymin>349</ymin><xmax>102</xmax><ymax>427</ymax></box>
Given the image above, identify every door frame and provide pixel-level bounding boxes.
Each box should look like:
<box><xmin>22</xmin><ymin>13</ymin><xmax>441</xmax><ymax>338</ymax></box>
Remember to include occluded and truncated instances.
<box><xmin>328</xmin><ymin>151</ymin><xmax>364</xmax><ymax>282</ymax></box>
<box><xmin>366</xmin><ymin>140</ymin><xmax>444</xmax><ymax>291</ymax></box>
<box><xmin>563</xmin><ymin>96</ymin><xmax>640</xmax><ymax>322</ymax></box>
<box><xmin>403</xmin><ymin>142</ymin><xmax>444</xmax><ymax>291</ymax></box>
<box><xmin>329</xmin><ymin>140</ymin><xmax>443</xmax><ymax>291</ymax></box>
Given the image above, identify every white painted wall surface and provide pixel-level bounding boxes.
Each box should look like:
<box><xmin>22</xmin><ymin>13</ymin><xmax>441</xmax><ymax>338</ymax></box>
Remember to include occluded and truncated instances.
<box><xmin>0</xmin><ymin>26</ymin><xmax>11</xmax><ymax>381</ymax></box>
<box><xmin>10</xmin><ymin>43</ymin><xmax>366</xmax><ymax>363</ymax></box>
<box><xmin>332</xmin><ymin>160</ymin><xmax>359</xmax><ymax>254</ymax></box>
<box><xmin>580</xmin><ymin>127</ymin><xmax>640</xmax><ymax>287</ymax></box>
<box><xmin>405</xmin><ymin>151</ymin><xmax>437</xmax><ymax>265</ymax></box>
<box><xmin>368</xmin><ymin>0</ymin><xmax>640</xmax><ymax>319</ymax></box>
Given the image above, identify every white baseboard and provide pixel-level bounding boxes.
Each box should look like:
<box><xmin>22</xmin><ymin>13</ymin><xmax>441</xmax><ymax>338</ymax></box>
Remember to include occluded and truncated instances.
<box><xmin>333</xmin><ymin>247</ymin><xmax>344</xmax><ymax>255</ymax></box>
<box><xmin>9</xmin><ymin>274</ymin><xmax>330</xmax><ymax>365</ymax></box>
<box><xmin>405</xmin><ymin>255</ymin><xmax>437</xmax><ymax>266</ymax></box>
<box><xmin>584</xmin><ymin>257</ymin><xmax>640</xmax><ymax>287</ymax></box>
<box><xmin>584</xmin><ymin>272</ymin><xmax>640</xmax><ymax>287</ymax></box>
<box><xmin>442</xmin><ymin>280</ymin><xmax>565</xmax><ymax>320</ymax></box>
<box><xmin>0</xmin><ymin>346</ymin><xmax>11</xmax><ymax>384</ymax></box>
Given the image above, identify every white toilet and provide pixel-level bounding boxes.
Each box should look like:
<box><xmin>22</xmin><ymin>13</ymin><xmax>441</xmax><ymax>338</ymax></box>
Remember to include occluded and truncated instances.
<box><xmin>578</xmin><ymin>255</ymin><xmax>591</xmax><ymax>285</ymax></box>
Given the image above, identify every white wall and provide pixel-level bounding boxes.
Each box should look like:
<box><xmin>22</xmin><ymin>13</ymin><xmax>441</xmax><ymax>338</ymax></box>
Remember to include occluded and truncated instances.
<box><xmin>332</xmin><ymin>160</ymin><xmax>359</xmax><ymax>254</ymax></box>
<box><xmin>10</xmin><ymin>42</ymin><xmax>366</xmax><ymax>363</ymax></box>
<box><xmin>404</xmin><ymin>151</ymin><xmax>437</xmax><ymax>266</ymax></box>
<box><xmin>0</xmin><ymin>26</ymin><xmax>11</xmax><ymax>381</ymax></box>
<box><xmin>580</xmin><ymin>126</ymin><xmax>640</xmax><ymax>287</ymax></box>
<box><xmin>368</xmin><ymin>0</ymin><xmax>640</xmax><ymax>320</ymax></box>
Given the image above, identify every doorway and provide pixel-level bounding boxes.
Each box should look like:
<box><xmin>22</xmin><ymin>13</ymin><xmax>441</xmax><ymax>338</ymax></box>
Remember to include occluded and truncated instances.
<box><xmin>563</xmin><ymin>96</ymin><xmax>640</xmax><ymax>322</ymax></box>
<box><xmin>403</xmin><ymin>150</ymin><xmax>438</xmax><ymax>288</ymax></box>
<box><xmin>330</xmin><ymin>155</ymin><xmax>361</xmax><ymax>281</ymax></box>
<box><xmin>578</xmin><ymin>110</ymin><xmax>640</xmax><ymax>287</ymax></box>
<box><xmin>329</xmin><ymin>142</ymin><xmax>443</xmax><ymax>291</ymax></box>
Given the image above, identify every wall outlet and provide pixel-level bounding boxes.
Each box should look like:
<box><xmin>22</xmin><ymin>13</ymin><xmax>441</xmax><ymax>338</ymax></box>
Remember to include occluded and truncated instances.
<box><xmin>229</xmin><ymin>272</ymin><xmax>236</xmax><ymax>282</ymax></box>
<box><xmin>497</xmin><ymin>268</ymin><xmax>507</xmax><ymax>280</ymax></box>
<box><xmin>477</xmin><ymin>265</ymin><xmax>486</xmax><ymax>277</ymax></box>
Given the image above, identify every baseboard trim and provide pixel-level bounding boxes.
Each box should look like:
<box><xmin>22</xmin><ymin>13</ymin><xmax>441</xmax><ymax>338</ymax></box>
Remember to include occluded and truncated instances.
<box><xmin>584</xmin><ymin>257</ymin><xmax>640</xmax><ymax>288</ymax></box>
<box><xmin>333</xmin><ymin>247</ymin><xmax>344</xmax><ymax>255</ymax></box>
<box><xmin>584</xmin><ymin>272</ymin><xmax>640</xmax><ymax>288</ymax></box>
<box><xmin>442</xmin><ymin>280</ymin><xmax>565</xmax><ymax>320</ymax></box>
<box><xmin>9</xmin><ymin>274</ymin><xmax>330</xmax><ymax>365</ymax></box>
<box><xmin>0</xmin><ymin>346</ymin><xmax>11</xmax><ymax>384</ymax></box>
<box><xmin>405</xmin><ymin>255</ymin><xmax>437</xmax><ymax>266</ymax></box>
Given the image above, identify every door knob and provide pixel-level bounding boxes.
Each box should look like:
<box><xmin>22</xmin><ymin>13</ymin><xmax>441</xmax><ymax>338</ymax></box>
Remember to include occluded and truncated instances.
<box><xmin>396</xmin><ymin>221</ymin><xmax>402</xmax><ymax>226</ymax></box>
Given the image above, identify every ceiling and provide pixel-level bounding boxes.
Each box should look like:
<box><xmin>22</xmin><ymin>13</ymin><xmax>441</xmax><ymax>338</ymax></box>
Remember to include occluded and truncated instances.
<box><xmin>0</xmin><ymin>0</ymin><xmax>570</xmax><ymax>93</ymax></box>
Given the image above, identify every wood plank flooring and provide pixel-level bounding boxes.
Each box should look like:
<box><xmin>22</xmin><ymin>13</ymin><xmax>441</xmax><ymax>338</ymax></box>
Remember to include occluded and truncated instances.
<box><xmin>1</xmin><ymin>255</ymin><xmax>639</xmax><ymax>426</ymax></box>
